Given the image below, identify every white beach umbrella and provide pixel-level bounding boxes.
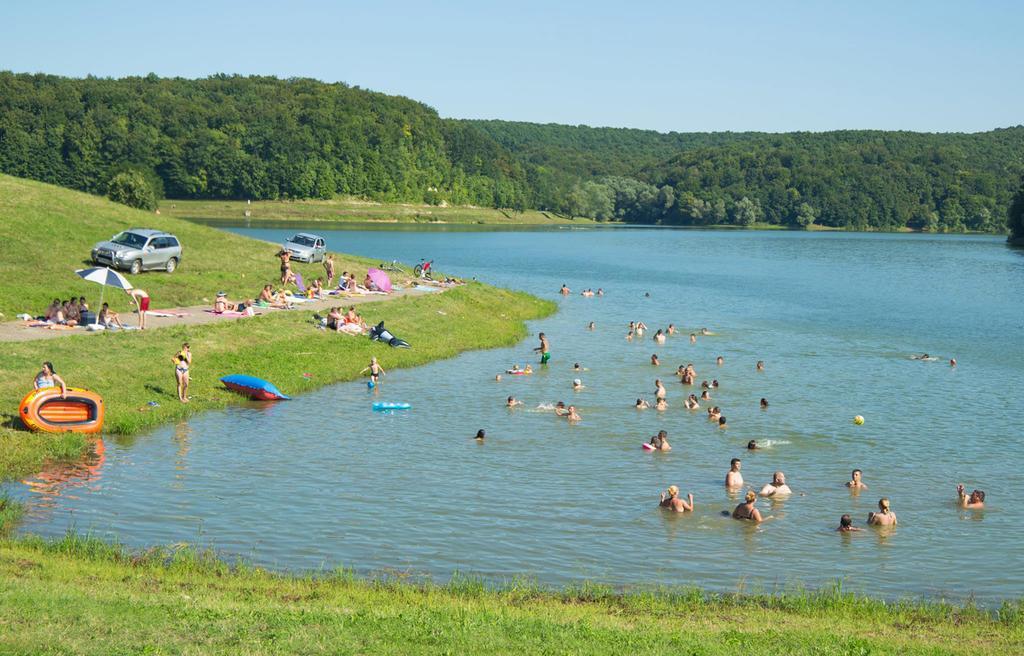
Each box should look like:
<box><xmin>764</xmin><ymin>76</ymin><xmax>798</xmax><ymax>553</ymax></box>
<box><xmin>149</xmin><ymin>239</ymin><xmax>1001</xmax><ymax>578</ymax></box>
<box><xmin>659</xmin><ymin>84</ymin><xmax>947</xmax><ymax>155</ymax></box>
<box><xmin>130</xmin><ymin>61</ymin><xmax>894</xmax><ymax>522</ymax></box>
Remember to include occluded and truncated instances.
<box><xmin>75</xmin><ymin>267</ymin><xmax>133</xmax><ymax>326</ymax></box>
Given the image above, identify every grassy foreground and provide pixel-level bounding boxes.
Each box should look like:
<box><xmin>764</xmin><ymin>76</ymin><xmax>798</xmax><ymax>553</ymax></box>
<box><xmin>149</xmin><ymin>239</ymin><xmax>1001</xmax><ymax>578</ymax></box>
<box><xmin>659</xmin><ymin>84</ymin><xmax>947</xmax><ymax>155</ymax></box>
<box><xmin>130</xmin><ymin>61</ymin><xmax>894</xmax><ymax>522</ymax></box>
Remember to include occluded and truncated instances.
<box><xmin>163</xmin><ymin>197</ymin><xmax>592</xmax><ymax>226</ymax></box>
<box><xmin>0</xmin><ymin>535</ymin><xmax>1020</xmax><ymax>655</ymax></box>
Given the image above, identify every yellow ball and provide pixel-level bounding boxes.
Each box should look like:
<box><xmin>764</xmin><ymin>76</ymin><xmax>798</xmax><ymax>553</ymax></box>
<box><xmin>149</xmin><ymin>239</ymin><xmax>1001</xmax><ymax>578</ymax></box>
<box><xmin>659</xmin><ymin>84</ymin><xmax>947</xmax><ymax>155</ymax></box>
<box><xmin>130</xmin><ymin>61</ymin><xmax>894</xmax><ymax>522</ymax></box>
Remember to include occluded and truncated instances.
<box><xmin>853</xmin><ymin>415</ymin><xmax>864</xmax><ymax>425</ymax></box>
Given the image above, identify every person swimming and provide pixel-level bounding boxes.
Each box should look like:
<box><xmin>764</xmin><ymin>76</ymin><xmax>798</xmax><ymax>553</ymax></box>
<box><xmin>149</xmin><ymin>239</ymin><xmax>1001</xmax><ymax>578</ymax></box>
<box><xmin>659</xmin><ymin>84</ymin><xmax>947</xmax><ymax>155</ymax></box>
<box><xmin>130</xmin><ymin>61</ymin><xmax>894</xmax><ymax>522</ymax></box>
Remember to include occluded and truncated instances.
<box><xmin>837</xmin><ymin>514</ymin><xmax>861</xmax><ymax>532</ymax></box>
<box><xmin>690</xmin><ymin>333</ymin><xmax>697</xmax><ymax>344</ymax></box>
<box><xmin>649</xmin><ymin>430</ymin><xmax>671</xmax><ymax>451</ymax></box>
<box><xmin>659</xmin><ymin>485</ymin><xmax>693</xmax><ymax>512</ymax></box>
<box><xmin>684</xmin><ymin>394</ymin><xmax>700</xmax><ymax>410</ymax></box>
<box><xmin>701</xmin><ymin>390</ymin><xmax>711</xmax><ymax>401</ymax></box>
<box><xmin>572</xmin><ymin>378</ymin><xmax>584</xmax><ymax>391</ymax></box>
<box><xmin>759</xmin><ymin>471</ymin><xmax>791</xmax><ymax>496</ymax></box>
<box><xmin>566</xmin><ymin>405</ymin><xmax>581</xmax><ymax>421</ymax></box>
<box><xmin>957</xmin><ymin>484</ymin><xmax>985</xmax><ymax>509</ymax></box>
<box><xmin>718</xmin><ymin>416</ymin><xmax>728</xmax><ymax>429</ymax></box>
<box><xmin>716</xmin><ymin>356</ymin><xmax>724</xmax><ymax>366</ymax></box>
<box><xmin>554</xmin><ymin>401</ymin><xmax>568</xmax><ymax>416</ymax></box>
<box><xmin>635</xmin><ymin>398</ymin><xmax>651</xmax><ymax>409</ymax></box>
<box><xmin>725</xmin><ymin>458</ymin><xmax>743</xmax><ymax>487</ymax></box>
<box><xmin>756</xmin><ymin>360</ymin><xmax>765</xmax><ymax>371</ymax></box>
<box><xmin>655</xmin><ymin>397</ymin><xmax>668</xmax><ymax>411</ymax></box>
<box><xmin>847</xmin><ymin>469</ymin><xmax>867</xmax><ymax>490</ymax></box>
<box><xmin>747</xmin><ymin>440</ymin><xmax>759</xmax><ymax>450</ymax></box>
<box><xmin>868</xmin><ymin>498</ymin><xmax>897</xmax><ymax>526</ymax></box>
<box><xmin>587</xmin><ymin>321</ymin><xmax>596</xmax><ymax>330</ymax></box>
<box><xmin>760</xmin><ymin>398</ymin><xmax>769</xmax><ymax>409</ymax></box>
<box><xmin>651</xmin><ymin>354</ymin><xmax>660</xmax><ymax>366</ymax></box>
<box><xmin>560</xmin><ymin>284</ymin><xmax>570</xmax><ymax>296</ymax></box>
<box><xmin>667</xmin><ymin>324</ymin><xmax>676</xmax><ymax>335</ymax></box>
<box><xmin>654</xmin><ymin>379</ymin><xmax>667</xmax><ymax>401</ymax></box>
<box><xmin>732</xmin><ymin>491</ymin><xmax>762</xmax><ymax>522</ymax></box>
<box><xmin>506</xmin><ymin>396</ymin><xmax>522</xmax><ymax>408</ymax></box>
<box><xmin>573</xmin><ymin>362</ymin><xmax>583</xmax><ymax>371</ymax></box>
<box><xmin>475</xmin><ymin>429</ymin><xmax>486</xmax><ymax>441</ymax></box>
<box><xmin>708</xmin><ymin>406</ymin><xmax>721</xmax><ymax>422</ymax></box>
<box><xmin>654</xmin><ymin>329</ymin><xmax>666</xmax><ymax>344</ymax></box>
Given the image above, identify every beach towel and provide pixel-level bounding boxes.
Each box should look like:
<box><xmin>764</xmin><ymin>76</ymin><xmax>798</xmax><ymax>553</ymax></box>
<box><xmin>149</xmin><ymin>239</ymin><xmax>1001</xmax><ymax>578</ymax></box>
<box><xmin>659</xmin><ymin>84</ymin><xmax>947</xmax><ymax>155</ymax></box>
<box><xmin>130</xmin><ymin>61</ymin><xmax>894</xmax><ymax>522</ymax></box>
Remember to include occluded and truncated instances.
<box><xmin>203</xmin><ymin>310</ymin><xmax>262</xmax><ymax>318</ymax></box>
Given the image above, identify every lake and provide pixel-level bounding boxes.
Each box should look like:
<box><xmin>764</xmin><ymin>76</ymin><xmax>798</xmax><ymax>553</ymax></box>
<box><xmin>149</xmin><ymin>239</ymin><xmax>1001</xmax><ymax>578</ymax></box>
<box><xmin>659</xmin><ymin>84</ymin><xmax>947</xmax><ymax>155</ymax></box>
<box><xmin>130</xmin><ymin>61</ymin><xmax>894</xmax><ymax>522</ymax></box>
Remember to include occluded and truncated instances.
<box><xmin>8</xmin><ymin>227</ymin><xmax>1024</xmax><ymax>604</ymax></box>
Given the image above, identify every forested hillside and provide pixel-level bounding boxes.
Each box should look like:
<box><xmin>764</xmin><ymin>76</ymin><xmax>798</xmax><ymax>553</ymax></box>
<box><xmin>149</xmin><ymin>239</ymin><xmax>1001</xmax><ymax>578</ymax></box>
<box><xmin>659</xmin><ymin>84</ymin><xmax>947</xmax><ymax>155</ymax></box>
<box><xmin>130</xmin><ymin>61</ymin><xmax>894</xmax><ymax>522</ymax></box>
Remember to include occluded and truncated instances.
<box><xmin>1</xmin><ymin>72</ymin><xmax>1021</xmax><ymax>232</ymax></box>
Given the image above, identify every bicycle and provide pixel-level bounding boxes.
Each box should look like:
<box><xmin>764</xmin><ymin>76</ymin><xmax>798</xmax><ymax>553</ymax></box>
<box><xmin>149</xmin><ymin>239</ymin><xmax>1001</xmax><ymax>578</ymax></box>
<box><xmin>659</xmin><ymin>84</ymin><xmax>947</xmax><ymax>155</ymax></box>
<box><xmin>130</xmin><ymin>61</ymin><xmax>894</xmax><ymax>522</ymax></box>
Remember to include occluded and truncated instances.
<box><xmin>378</xmin><ymin>260</ymin><xmax>406</xmax><ymax>274</ymax></box>
<box><xmin>414</xmin><ymin>259</ymin><xmax>434</xmax><ymax>280</ymax></box>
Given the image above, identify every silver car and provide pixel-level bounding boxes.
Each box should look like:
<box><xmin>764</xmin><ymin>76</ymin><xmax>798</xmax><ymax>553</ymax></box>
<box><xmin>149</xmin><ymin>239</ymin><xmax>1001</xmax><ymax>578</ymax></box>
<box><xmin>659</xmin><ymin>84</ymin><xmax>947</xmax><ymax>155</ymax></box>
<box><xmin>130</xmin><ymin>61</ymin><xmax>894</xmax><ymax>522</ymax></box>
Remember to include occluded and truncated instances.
<box><xmin>91</xmin><ymin>229</ymin><xmax>183</xmax><ymax>274</ymax></box>
<box><xmin>284</xmin><ymin>233</ymin><xmax>326</xmax><ymax>263</ymax></box>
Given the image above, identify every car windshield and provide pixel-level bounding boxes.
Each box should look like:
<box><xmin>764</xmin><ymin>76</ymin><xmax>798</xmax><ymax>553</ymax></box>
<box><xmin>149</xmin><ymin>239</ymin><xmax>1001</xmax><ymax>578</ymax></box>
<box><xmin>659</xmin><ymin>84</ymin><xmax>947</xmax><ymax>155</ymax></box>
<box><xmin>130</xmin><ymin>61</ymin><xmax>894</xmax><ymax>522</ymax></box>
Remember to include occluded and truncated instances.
<box><xmin>289</xmin><ymin>235</ymin><xmax>316</xmax><ymax>247</ymax></box>
<box><xmin>110</xmin><ymin>232</ymin><xmax>148</xmax><ymax>249</ymax></box>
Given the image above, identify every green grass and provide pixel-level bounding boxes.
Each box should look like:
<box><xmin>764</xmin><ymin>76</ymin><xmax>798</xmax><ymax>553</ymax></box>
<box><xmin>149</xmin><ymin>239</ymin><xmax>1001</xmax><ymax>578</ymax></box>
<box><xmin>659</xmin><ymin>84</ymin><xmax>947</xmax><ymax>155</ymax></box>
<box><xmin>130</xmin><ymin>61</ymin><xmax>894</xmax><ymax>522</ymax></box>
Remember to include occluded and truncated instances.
<box><xmin>162</xmin><ymin>196</ymin><xmax>595</xmax><ymax>226</ymax></box>
<box><xmin>0</xmin><ymin>175</ymin><xmax>389</xmax><ymax>316</ymax></box>
<box><xmin>0</xmin><ymin>535</ymin><xmax>1020</xmax><ymax>655</ymax></box>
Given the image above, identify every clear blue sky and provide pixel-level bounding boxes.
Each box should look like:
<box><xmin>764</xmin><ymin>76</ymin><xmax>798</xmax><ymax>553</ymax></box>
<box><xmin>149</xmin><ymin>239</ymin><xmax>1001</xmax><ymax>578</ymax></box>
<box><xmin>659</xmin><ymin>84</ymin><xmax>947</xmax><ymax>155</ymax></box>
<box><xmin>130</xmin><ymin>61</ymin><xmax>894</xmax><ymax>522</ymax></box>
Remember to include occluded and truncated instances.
<box><xmin>4</xmin><ymin>1</ymin><xmax>1021</xmax><ymax>133</ymax></box>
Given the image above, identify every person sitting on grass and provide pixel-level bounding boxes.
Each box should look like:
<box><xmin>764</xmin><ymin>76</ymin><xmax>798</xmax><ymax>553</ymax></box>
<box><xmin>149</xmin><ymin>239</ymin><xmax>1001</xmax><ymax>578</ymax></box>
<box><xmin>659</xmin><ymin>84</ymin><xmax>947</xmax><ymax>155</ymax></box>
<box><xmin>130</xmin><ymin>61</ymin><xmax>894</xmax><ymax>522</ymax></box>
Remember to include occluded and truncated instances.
<box><xmin>213</xmin><ymin>292</ymin><xmax>237</xmax><ymax>313</ymax></box>
<box><xmin>344</xmin><ymin>306</ymin><xmax>367</xmax><ymax>331</ymax></box>
<box><xmin>98</xmin><ymin>303</ymin><xmax>124</xmax><ymax>329</ymax></box>
<box><xmin>44</xmin><ymin>298</ymin><xmax>61</xmax><ymax>322</ymax></box>
<box><xmin>364</xmin><ymin>273</ymin><xmax>379</xmax><ymax>292</ymax></box>
<box><xmin>310</xmin><ymin>277</ymin><xmax>324</xmax><ymax>299</ymax></box>
<box><xmin>326</xmin><ymin>306</ymin><xmax>345</xmax><ymax>332</ymax></box>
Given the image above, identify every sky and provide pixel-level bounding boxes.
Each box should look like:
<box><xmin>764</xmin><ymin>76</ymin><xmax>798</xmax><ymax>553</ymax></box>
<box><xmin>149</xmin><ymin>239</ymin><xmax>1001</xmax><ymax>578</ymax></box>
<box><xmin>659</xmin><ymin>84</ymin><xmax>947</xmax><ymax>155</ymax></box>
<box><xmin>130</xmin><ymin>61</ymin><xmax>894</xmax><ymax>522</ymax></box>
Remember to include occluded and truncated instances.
<box><xmin>4</xmin><ymin>1</ymin><xmax>1022</xmax><ymax>133</ymax></box>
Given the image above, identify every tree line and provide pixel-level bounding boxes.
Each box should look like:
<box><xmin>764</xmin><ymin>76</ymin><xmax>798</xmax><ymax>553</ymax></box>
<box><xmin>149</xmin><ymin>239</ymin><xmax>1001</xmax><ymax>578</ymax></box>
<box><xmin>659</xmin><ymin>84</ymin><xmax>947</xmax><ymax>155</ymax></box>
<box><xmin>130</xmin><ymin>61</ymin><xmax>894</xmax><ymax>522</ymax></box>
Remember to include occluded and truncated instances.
<box><xmin>1</xmin><ymin>72</ymin><xmax>1022</xmax><ymax>232</ymax></box>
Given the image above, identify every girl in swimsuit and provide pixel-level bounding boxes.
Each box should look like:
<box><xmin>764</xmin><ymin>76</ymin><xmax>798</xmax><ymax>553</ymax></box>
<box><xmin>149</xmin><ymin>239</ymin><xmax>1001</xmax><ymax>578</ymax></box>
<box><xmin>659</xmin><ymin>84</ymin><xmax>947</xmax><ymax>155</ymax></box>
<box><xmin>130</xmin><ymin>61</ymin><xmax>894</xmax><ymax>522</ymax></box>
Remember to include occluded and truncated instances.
<box><xmin>173</xmin><ymin>343</ymin><xmax>191</xmax><ymax>403</ymax></box>
<box><xmin>867</xmin><ymin>498</ymin><xmax>898</xmax><ymax>526</ymax></box>
<box><xmin>733</xmin><ymin>490</ymin><xmax>762</xmax><ymax>522</ymax></box>
<box><xmin>33</xmin><ymin>362</ymin><xmax>67</xmax><ymax>398</ymax></box>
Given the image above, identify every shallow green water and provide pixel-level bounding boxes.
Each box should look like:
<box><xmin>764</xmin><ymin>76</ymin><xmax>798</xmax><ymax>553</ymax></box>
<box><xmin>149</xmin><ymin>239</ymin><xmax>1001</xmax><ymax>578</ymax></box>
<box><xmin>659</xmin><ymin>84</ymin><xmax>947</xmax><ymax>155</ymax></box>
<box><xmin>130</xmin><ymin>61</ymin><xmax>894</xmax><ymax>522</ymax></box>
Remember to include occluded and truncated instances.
<box><xmin>9</xmin><ymin>228</ymin><xmax>1024</xmax><ymax>603</ymax></box>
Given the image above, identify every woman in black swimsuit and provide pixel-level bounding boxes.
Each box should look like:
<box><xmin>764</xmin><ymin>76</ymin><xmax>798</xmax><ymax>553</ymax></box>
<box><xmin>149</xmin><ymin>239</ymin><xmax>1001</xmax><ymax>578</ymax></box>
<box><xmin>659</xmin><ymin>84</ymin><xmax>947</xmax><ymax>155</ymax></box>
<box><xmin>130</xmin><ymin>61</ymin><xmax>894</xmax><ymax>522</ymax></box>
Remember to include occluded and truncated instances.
<box><xmin>732</xmin><ymin>490</ymin><xmax>763</xmax><ymax>522</ymax></box>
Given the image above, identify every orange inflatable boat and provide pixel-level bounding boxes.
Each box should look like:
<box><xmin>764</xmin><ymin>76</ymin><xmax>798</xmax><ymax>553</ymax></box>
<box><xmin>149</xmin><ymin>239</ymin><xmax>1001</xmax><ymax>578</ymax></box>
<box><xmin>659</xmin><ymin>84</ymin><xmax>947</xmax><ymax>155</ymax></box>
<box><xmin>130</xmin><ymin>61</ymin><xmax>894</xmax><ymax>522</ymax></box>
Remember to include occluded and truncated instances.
<box><xmin>19</xmin><ymin>387</ymin><xmax>105</xmax><ymax>434</ymax></box>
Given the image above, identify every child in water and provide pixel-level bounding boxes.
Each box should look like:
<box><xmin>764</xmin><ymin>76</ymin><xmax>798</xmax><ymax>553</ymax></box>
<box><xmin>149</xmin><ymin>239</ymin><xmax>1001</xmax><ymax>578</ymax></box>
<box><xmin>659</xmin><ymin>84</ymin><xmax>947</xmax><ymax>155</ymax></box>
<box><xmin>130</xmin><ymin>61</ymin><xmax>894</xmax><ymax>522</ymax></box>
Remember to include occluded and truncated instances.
<box><xmin>360</xmin><ymin>357</ymin><xmax>386</xmax><ymax>385</ymax></box>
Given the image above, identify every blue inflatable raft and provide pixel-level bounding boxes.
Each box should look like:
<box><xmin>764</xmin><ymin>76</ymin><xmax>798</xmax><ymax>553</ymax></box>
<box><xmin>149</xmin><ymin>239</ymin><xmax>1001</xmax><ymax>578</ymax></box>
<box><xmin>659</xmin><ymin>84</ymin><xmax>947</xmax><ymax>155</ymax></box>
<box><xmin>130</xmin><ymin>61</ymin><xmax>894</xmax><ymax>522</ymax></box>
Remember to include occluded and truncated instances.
<box><xmin>372</xmin><ymin>401</ymin><xmax>411</xmax><ymax>411</ymax></box>
<box><xmin>221</xmin><ymin>374</ymin><xmax>291</xmax><ymax>400</ymax></box>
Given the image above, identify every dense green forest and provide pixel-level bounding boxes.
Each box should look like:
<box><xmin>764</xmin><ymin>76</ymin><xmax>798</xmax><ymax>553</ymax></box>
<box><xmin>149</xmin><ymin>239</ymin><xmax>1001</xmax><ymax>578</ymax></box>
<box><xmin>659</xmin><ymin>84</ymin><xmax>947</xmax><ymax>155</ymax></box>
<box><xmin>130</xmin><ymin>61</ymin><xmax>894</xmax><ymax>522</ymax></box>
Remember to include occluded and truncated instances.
<box><xmin>1010</xmin><ymin>181</ymin><xmax>1024</xmax><ymax>242</ymax></box>
<box><xmin>1</xmin><ymin>72</ymin><xmax>1022</xmax><ymax>232</ymax></box>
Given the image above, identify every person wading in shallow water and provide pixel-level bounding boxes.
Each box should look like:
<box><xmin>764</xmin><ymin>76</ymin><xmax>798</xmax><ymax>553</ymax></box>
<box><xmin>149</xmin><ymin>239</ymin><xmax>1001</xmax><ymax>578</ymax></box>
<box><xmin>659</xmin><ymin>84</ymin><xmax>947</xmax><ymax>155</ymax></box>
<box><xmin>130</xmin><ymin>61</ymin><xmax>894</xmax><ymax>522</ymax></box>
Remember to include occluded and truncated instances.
<box><xmin>534</xmin><ymin>332</ymin><xmax>551</xmax><ymax>365</ymax></box>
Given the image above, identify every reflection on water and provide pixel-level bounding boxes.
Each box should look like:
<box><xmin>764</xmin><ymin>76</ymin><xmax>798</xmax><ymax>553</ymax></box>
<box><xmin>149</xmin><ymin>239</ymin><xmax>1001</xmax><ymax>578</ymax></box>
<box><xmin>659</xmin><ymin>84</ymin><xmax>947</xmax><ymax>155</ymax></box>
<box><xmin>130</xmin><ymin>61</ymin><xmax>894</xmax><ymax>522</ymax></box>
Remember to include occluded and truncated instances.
<box><xmin>5</xmin><ymin>228</ymin><xmax>1024</xmax><ymax>604</ymax></box>
<box><xmin>22</xmin><ymin>439</ymin><xmax>105</xmax><ymax>512</ymax></box>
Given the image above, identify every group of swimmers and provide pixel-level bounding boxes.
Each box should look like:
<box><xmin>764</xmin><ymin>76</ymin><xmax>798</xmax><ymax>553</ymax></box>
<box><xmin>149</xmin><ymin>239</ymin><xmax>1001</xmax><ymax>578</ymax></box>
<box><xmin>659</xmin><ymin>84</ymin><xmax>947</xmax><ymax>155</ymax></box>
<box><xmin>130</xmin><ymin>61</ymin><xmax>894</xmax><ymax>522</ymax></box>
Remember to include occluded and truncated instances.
<box><xmin>662</xmin><ymin>458</ymin><xmax>984</xmax><ymax>530</ymax></box>
<box><xmin>560</xmin><ymin>284</ymin><xmax>603</xmax><ymax>297</ymax></box>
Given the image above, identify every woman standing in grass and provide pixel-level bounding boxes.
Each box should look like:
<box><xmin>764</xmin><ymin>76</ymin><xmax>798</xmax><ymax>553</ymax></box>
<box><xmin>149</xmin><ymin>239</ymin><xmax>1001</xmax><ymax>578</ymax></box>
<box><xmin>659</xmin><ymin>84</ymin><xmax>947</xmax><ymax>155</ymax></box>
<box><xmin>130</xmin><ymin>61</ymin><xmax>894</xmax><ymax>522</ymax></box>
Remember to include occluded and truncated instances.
<box><xmin>173</xmin><ymin>343</ymin><xmax>191</xmax><ymax>403</ymax></box>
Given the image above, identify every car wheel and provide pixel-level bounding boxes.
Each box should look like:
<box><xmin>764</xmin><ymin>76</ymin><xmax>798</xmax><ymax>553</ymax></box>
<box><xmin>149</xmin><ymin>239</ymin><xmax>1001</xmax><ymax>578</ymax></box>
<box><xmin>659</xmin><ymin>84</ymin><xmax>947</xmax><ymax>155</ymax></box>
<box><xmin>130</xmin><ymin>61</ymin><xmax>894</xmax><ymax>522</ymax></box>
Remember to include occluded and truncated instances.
<box><xmin>165</xmin><ymin>258</ymin><xmax>178</xmax><ymax>273</ymax></box>
<box><xmin>130</xmin><ymin>259</ymin><xmax>142</xmax><ymax>275</ymax></box>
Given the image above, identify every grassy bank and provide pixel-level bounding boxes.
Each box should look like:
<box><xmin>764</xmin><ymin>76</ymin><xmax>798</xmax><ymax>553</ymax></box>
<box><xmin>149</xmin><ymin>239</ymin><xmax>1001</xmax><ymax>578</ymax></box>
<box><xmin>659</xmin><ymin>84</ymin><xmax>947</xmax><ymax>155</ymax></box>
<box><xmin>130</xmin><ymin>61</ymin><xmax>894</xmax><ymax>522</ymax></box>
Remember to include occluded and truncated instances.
<box><xmin>163</xmin><ymin>197</ymin><xmax>593</xmax><ymax>226</ymax></box>
<box><xmin>0</xmin><ymin>284</ymin><xmax>553</xmax><ymax>480</ymax></box>
<box><xmin>0</xmin><ymin>535</ymin><xmax>1020</xmax><ymax>655</ymax></box>
<box><xmin>0</xmin><ymin>175</ymin><xmax>386</xmax><ymax>315</ymax></box>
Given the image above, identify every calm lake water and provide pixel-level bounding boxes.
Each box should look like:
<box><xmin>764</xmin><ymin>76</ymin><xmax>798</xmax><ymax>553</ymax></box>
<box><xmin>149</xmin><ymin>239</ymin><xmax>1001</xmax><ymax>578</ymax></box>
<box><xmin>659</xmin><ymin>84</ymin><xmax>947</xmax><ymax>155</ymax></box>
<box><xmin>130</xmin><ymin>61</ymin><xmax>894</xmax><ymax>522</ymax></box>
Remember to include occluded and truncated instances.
<box><xmin>9</xmin><ymin>227</ymin><xmax>1024</xmax><ymax>603</ymax></box>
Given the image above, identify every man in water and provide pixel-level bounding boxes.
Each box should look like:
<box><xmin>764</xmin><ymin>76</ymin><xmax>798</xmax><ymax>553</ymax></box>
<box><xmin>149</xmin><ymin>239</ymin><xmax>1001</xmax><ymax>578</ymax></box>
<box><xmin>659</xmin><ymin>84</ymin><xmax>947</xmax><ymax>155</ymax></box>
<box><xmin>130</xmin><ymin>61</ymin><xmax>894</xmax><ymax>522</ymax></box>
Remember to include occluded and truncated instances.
<box><xmin>534</xmin><ymin>332</ymin><xmax>551</xmax><ymax>364</ymax></box>
<box><xmin>718</xmin><ymin>416</ymin><xmax>728</xmax><ymax>429</ymax></box>
<box><xmin>572</xmin><ymin>378</ymin><xmax>584</xmax><ymax>390</ymax></box>
<box><xmin>759</xmin><ymin>471</ymin><xmax>792</xmax><ymax>496</ymax></box>
<box><xmin>566</xmin><ymin>405</ymin><xmax>581</xmax><ymax>421</ymax></box>
<box><xmin>649</xmin><ymin>430</ymin><xmax>671</xmax><ymax>451</ymax></box>
<box><xmin>651</xmin><ymin>354</ymin><xmax>660</xmax><ymax>366</ymax></box>
<box><xmin>747</xmin><ymin>440</ymin><xmax>759</xmax><ymax>450</ymax></box>
<box><xmin>475</xmin><ymin>429</ymin><xmax>486</xmax><ymax>442</ymax></box>
<box><xmin>560</xmin><ymin>284</ymin><xmax>570</xmax><ymax>296</ymax></box>
<box><xmin>506</xmin><ymin>396</ymin><xmax>522</xmax><ymax>407</ymax></box>
<box><xmin>846</xmin><ymin>469</ymin><xmax>868</xmax><ymax>490</ymax></box>
<box><xmin>957</xmin><ymin>484</ymin><xmax>985</xmax><ymax>509</ymax></box>
<box><xmin>725</xmin><ymin>458</ymin><xmax>743</xmax><ymax>487</ymax></box>
<box><xmin>760</xmin><ymin>398</ymin><xmax>769</xmax><ymax>409</ymax></box>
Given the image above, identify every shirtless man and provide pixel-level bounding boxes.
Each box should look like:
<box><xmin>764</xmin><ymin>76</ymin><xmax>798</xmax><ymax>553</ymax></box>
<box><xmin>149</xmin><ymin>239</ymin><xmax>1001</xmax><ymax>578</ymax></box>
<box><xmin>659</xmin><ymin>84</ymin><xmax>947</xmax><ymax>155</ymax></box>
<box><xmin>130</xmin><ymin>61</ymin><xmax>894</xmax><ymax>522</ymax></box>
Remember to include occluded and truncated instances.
<box><xmin>534</xmin><ymin>332</ymin><xmax>551</xmax><ymax>365</ymax></box>
<box><xmin>125</xmin><ymin>288</ymin><xmax>150</xmax><ymax>329</ymax></box>
<box><xmin>506</xmin><ymin>396</ymin><xmax>522</xmax><ymax>408</ymax></box>
<box><xmin>565</xmin><ymin>405</ymin><xmax>581</xmax><ymax>421</ymax></box>
<box><xmin>659</xmin><ymin>485</ymin><xmax>694</xmax><ymax>512</ymax></box>
<box><xmin>759</xmin><ymin>471</ymin><xmax>792</xmax><ymax>497</ymax></box>
<box><xmin>654</xmin><ymin>379</ymin><xmax>667</xmax><ymax>402</ymax></box>
<box><xmin>846</xmin><ymin>469</ymin><xmax>868</xmax><ymax>490</ymax></box>
<box><xmin>725</xmin><ymin>458</ymin><xmax>743</xmax><ymax>487</ymax></box>
<box><xmin>560</xmin><ymin>284</ymin><xmax>570</xmax><ymax>296</ymax></box>
<box><xmin>650</xmin><ymin>354</ymin><xmax>660</xmax><ymax>366</ymax></box>
<box><xmin>957</xmin><ymin>484</ymin><xmax>985</xmax><ymax>509</ymax></box>
<box><xmin>648</xmin><ymin>430</ymin><xmax>671</xmax><ymax>451</ymax></box>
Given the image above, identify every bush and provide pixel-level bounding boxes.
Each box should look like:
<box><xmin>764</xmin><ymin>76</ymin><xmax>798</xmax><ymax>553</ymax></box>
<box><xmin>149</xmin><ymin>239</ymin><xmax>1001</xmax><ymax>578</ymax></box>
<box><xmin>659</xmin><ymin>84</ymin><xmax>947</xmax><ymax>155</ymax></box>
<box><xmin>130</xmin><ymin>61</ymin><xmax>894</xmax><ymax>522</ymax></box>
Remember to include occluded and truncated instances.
<box><xmin>106</xmin><ymin>171</ymin><xmax>157</xmax><ymax>211</ymax></box>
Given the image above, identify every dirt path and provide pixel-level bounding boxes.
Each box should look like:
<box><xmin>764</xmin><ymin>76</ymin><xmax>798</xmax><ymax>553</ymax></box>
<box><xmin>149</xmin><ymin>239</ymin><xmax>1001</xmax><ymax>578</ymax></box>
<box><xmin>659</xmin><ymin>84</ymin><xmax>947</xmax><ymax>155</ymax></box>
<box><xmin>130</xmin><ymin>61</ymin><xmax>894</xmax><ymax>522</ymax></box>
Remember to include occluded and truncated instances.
<box><xmin>0</xmin><ymin>287</ymin><xmax>444</xmax><ymax>343</ymax></box>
